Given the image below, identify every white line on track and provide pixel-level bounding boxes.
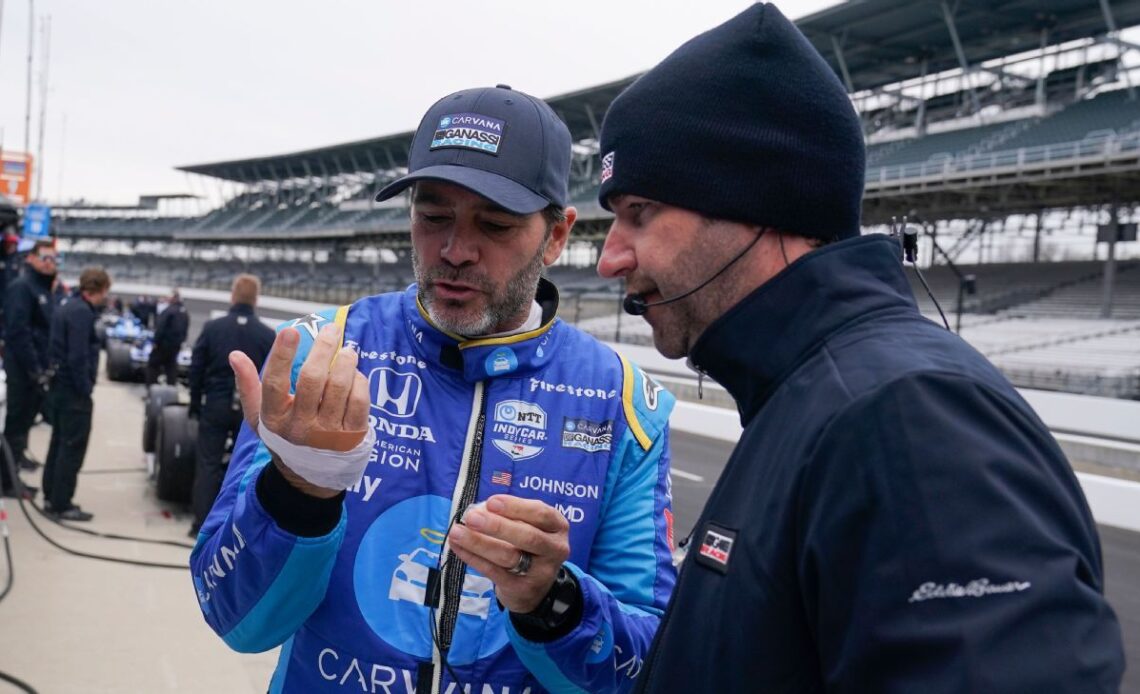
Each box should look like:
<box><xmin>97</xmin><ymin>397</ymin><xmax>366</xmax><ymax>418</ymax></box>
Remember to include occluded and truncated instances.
<box><xmin>671</xmin><ymin>468</ymin><xmax>704</xmax><ymax>482</ymax></box>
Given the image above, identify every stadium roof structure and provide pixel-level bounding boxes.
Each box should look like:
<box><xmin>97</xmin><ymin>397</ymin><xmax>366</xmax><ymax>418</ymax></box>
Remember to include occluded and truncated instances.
<box><xmin>178</xmin><ymin>0</ymin><xmax>1140</xmax><ymax>186</ymax></box>
<box><xmin>178</xmin><ymin>75</ymin><xmax>642</xmax><ymax>185</ymax></box>
<box><xmin>798</xmin><ymin>0</ymin><xmax>1140</xmax><ymax>94</ymax></box>
<box><xmin>51</xmin><ymin>193</ymin><xmax>198</xmax><ymax>211</ymax></box>
<box><xmin>177</xmin><ymin>133</ymin><xmax>416</xmax><ymax>184</ymax></box>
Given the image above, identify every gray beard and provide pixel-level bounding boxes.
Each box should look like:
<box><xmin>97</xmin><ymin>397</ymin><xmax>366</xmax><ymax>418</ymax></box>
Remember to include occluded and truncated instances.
<box><xmin>413</xmin><ymin>243</ymin><xmax>545</xmax><ymax>337</ymax></box>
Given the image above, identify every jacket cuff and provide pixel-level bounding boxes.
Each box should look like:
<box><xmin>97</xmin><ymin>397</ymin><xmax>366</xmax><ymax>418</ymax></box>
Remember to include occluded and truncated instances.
<box><xmin>255</xmin><ymin>462</ymin><xmax>344</xmax><ymax>537</ymax></box>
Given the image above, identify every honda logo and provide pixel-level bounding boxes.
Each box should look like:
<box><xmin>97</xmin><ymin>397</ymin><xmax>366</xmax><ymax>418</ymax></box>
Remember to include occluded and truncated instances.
<box><xmin>368</xmin><ymin>368</ymin><xmax>423</xmax><ymax>418</ymax></box>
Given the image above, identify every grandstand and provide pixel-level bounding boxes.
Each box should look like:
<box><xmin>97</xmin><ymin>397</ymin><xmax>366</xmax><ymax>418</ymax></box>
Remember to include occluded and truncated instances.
<box><xmin>48</xmin><ymin>0</ymin><xmax>1140</xmax><ymax>399</ymax></box>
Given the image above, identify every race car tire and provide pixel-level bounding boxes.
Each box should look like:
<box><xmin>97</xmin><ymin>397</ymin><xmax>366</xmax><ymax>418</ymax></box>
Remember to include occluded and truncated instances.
<box><xmin>143</xmin><ymin>385</ymin><xmax>180</xmax><ymax>453</ymax></box>
<box><xmin>155</xmin><ymin>404</ymin><xmax>197</xmax><ymax>504</ymax></box>
<box><xmin>106</xmin><ymin>341</ymin><xmax>133</xmax><ymax>382</ymax></box>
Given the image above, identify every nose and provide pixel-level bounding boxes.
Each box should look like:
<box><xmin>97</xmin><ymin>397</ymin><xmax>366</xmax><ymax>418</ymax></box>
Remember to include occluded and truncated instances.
<box><xmin>439</xmin><ymin>222</ymin><xmax>480</xmax><ymax>267</ymax></box>
<box><xmin>596</xmin><ymin>222</ymin><xmax>635</xmax><ymax>279</ymax></box>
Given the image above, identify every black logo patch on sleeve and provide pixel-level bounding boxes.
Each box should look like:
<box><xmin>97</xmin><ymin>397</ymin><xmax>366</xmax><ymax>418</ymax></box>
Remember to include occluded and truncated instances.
<box><xmin>694</xmin><ymin>522</ymin><xmax>737</xmax><ymax>574</ymax></box>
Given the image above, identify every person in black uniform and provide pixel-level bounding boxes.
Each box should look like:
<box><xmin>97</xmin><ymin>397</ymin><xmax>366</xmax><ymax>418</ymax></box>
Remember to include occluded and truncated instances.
<box><xmin>1</xmin><ymin>239</ymin><xmax>59</xmax><ymax>499</ymax></box>
<box><xmin>187</xmin><ymin>274</ymin><xmax>274</xmax><ymax>535</ymax></box>
<box><xmin>130</xmin><ymin>295</ymin><xmax>156</xmax><ymax>328</ymax></box>
<box><xmin>43</xmin><ymin>267</ymin><xmax>111</xmax><ymax>521</ymax></box>
<box><xmin>146</xmin><ymin>288</ymin><xmax>189</xmax><ymax>387</ymax></box>
<box><xmin>0</xmin><ymin>231</ymin><xmax>19</xmax><ymax>344</ymax></box>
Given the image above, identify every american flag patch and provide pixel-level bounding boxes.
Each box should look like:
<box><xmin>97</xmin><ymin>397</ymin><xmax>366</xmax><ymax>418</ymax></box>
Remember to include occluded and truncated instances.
<box><xmin>600</xmin><ymin>151</ymin><xmax>615</xmax><ymax>183</ymax></box>
<box><xmin>491</xmin><ymin>470</ymin><xmax>512</xmax><ymax>486</ymax></box>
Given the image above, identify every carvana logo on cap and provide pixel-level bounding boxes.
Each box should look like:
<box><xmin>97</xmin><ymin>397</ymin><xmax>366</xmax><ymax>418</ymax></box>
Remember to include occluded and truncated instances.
<box><xmin>485</xmin><ymin>347</ymin><xmax>518</xmax><ymax>375</ymax></box>
<box><xmin>432</xmin><ymin>112</ymin><xmax>506</xmax><ymax>155</ymax></box>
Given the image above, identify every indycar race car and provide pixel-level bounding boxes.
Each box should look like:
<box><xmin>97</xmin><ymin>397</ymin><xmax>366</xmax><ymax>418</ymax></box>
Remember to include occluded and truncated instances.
<box><xmin>103</xmin><ymin>316</ymin><xmax>191</xmax><ymax>383</ymax></box>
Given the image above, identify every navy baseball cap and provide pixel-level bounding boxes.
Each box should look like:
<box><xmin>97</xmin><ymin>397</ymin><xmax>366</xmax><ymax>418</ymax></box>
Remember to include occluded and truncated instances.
<box><xmin>375</xmin><ymin>85</ymin><xmax>571</xmax><ymax>215</ymax></box>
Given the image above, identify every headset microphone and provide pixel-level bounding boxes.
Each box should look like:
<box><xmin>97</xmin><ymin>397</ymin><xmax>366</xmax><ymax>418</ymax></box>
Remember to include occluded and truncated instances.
<box><xmin>622</xmin><ymin>230</ymin><xmax>764</xmax><ymax>316</ymax></box>
<box><xmin>622</xmin><ymin>294</ymin><xmax>652</xmax><ymax>316</ymax></box>
<box><xmin>902</xmin><ymin>225</ymin><xmax>919</xmax><ymax>263</ymax></box>
<box><xmin>893</xmin><ymin>219</ymin><xmax>952</xmax><ymax>332</ymax></box>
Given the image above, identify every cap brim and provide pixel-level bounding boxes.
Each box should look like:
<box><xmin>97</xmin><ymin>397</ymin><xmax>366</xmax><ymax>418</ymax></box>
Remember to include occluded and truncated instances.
<box><xmin>374</xmin><ymin>164</ymin><xmax>549</xmax><ymax>215</ymax></box>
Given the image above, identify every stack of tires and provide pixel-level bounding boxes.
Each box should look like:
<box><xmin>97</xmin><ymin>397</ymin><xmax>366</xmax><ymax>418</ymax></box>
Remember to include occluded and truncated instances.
<box><xmin>143</xmin><ymin>385</ymin><xmax>197</xmax><ymax>503</ymax></box>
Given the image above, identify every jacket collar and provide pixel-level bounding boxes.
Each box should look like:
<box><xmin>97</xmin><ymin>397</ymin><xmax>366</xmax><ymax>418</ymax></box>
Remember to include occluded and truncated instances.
<box><xmin>690</xmin><ymin>234</ymin><xmax>919</xmax><ymax>424</ymax></box>
<box><xmin>29</xmin><ymin>267</ymin><xmax>54</xmax><ymax>289</ymax></box>
<box><xmin>230</xmin><ymin>303</ymin><xmax>256</xmax><ymax>316</ymax></box>
<box><xmin>403</xmin><ymin>277</ymin><xmax>562</xmax><ymax>383</ymax></box>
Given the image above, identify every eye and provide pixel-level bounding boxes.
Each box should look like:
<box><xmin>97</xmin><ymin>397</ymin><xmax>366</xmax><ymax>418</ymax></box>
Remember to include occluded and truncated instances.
<box><xmin>417</xmin><ymin>211</ymin><xmax>450</xmax><ymax>225</ymax></box>
<box><xmin>480</xmin><ymin>220</ymin><xmax>512</xmax><ymax>234</ymax></box>
<box><xmin>625</xmin><ymin>201</ymin><xmax>652</xmax><ymax>225</ymax></box>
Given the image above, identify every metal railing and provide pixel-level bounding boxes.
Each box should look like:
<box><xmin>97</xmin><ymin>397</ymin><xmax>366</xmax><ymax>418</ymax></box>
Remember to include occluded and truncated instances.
<box><xmin>868</xmin><ymin>131</ymin><xmax>1140</xmax><ymax>184</ymax></box>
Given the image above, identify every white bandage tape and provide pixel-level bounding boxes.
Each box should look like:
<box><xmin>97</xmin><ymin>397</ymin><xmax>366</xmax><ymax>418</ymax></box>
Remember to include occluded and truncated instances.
<box><xmin>257</xmin><ymin>421</ymin><xmax>376</xmax><ymax>491</ymax></box>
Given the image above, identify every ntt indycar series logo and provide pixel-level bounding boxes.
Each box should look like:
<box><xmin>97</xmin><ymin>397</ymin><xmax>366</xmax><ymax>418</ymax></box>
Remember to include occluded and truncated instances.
<box><xmin>491</xmin><ymin>400</ymin><xmax>547</xmax><ymax>461</ymax></box>
<box><xmin>562</xmin><ymin>417</ymin><xmax>613</xmax><ymax>453</ymax></box>
<box><xmin>431</xmin><ymin>112</ymin><xmax>505</xmax><ymax>155</ymax></box>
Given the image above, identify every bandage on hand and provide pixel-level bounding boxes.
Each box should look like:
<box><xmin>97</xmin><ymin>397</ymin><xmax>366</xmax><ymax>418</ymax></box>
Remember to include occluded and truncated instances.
<box><xmin>230</xmin><ymin>321</ymin><xmax>373</xmax><ymax>496</ymax></box>
<box><xmin>305</xmin><ymin>428</ymin><xmax>369</xmax><ymax>453</ymax></box>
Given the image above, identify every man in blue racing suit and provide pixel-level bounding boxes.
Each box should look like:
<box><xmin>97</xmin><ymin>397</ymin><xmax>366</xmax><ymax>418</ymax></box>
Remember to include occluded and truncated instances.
<box><xmin>190</xmin><ymin>85</ymin><xmax>677</xmax><ymax>694</ymax></box>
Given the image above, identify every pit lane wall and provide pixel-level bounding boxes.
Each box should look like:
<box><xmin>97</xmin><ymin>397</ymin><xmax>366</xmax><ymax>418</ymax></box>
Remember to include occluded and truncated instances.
<box><xmin>108</xmin><ymin>283</ymin><xmax>1140</xmax><ymax>533</ymax></box>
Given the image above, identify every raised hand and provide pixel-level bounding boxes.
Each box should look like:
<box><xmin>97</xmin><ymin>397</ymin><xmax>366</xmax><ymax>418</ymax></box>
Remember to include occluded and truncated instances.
<box><xmin>230</xmin><ymin>323</ymin><xmax>371</xmax><ymax>497</ymax></box>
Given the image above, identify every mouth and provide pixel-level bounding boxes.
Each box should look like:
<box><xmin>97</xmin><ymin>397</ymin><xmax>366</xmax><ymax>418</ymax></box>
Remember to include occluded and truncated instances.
<box><xmin>431</xmin><ymin>280</ymin><xmax>482</xmax><ymax>301</ymax></box>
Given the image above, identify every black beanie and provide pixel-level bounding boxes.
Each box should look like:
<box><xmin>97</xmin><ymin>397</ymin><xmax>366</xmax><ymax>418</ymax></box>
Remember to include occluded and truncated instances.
<box><xmin>597</xmin><ymin>3</ymin><xmax>865</xmax><ymax>241</ymax></box>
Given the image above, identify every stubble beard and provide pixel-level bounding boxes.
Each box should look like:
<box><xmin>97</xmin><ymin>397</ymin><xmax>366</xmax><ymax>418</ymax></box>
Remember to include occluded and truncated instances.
<box><xmin>646</xmin><ymin>218</ymin><xmax>734</xmax><ymax>359</ymax></box>
<box><xmin>413</xmin><ymin>243</ymin><xmax>546</xmax><ymax>337</ymax></box>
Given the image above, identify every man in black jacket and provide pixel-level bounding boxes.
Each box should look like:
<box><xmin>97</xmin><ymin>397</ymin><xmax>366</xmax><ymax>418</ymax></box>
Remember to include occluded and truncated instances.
<box><xmin>146</xmin><ymin>288</ymin><xmax>188</xmax><ymax>387</ymax></box>
<box><xmin>595</xmin><ymin>5</ymin><xmax>1124</xmax><ymax>692</ymax></box>
<box><xmin>187</xmin><ymin>274</ymin><xmax>274</xmax><ymax>536</ymax></box>
<box><xmin>130</xmin><ymin>295</ymin><xmax>156</xmax><ymax>328</ymax></box>
<box><xmin>1</xmin><ymin>239</ymin><xmax>59</xmax><ymax>499</ymax></box>
<box><xmin>43</xmin><ymin>267</ymin><xmax>111</xmax><ymax>521</ymax></box>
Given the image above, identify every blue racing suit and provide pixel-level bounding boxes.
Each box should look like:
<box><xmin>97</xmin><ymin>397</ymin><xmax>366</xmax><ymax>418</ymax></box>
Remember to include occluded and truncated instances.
<box><xmin>190</xmin><ymin>280</ymin><xmax>677</xmax><ymax>693</ymax></box>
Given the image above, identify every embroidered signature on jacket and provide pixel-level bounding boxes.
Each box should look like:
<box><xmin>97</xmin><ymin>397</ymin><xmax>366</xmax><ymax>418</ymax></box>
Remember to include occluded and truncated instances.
<box><xmin>908</xmin><ymin>578</ymin><xmax>1031</xmax><ymax>603</ymax></box>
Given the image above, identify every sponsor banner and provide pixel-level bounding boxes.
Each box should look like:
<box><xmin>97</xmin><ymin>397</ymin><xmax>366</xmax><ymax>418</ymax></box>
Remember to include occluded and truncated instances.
<box><xmin>529</xmin><ymin>377</ymin><xmax>617</xmax><ymax>400</ymax></box>
<box><xmin>491</xmin><ymin>400</ymin><xmax>547</xmax><ymax>461</ymax></box>
<box><xmin>561</xmin><ymin>416</ymin><xmax>613</xmax><ymax>453</ymax></box>
<box><xmin>369</xmin><ymin>368</ymin><xmax>423</xmax><ymax>419</ymax></box>
<box><xmin>431</xmin><ymin>112</ymin><xmax>506</xmax><ymax>155</ymax></box>
<box><xmin>22</xmin><ymin>203</ymin><xmax>50</xmax><ymax>238</ymax></box>
<box><xmin>695</xmin><ymin>523</ymin><xmax>736</xmax><ymax>574</ymax></box>
<box><xmin>1</xmin><ymin>153</ymin><xmax>33</xmax><ymax>205</ymax></box>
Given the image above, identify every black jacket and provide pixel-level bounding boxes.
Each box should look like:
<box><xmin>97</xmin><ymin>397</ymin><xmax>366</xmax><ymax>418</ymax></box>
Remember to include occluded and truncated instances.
<box><xmin>4</xmin><ymin>268</ymin><xmax>57</xmax><ymax>377</ymax></box>
<box><xmin>153</xmin><ymin>299</ymin><xmax>190</xmax><ymax>352</ymax></box>
<box><xmin>49</xmin><ymin>295</ymin><xmax>101</xmax><ymax>398</ymax></box>
<box><xmin>634</xmin><ymin>235</ymin><xmax>1123</xmax><ymax>693</ymax></box>
<box><xmin>130</xmin><ymin>298</ymin><xmax>156</xmax><ymax>328</ymax></box>
<box><xmin>188</xmin><ymin>303</ymin><xmax>274</xmax><ymax>409</ymax></box>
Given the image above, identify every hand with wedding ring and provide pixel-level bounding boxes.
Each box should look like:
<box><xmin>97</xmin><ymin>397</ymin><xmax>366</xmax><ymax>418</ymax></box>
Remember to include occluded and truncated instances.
<box><xmin>447</xmin><ymin>494</ymin><xmax>571</xmax><ymax>614</ymax></box>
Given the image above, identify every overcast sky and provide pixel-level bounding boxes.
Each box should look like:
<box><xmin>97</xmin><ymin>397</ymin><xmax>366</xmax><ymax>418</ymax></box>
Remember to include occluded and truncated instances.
<box><xmin>0</xmin><ymin>1</ymin><xmax>841</xmax><ymax>207</ymax></box>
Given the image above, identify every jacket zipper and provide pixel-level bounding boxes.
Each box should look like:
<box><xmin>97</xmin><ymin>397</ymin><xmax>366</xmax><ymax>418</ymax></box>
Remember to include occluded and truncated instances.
<box><xmin>432</xmin><ymin>381</ymin><xmax>487</xmax><ymax>694</ymax></box>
